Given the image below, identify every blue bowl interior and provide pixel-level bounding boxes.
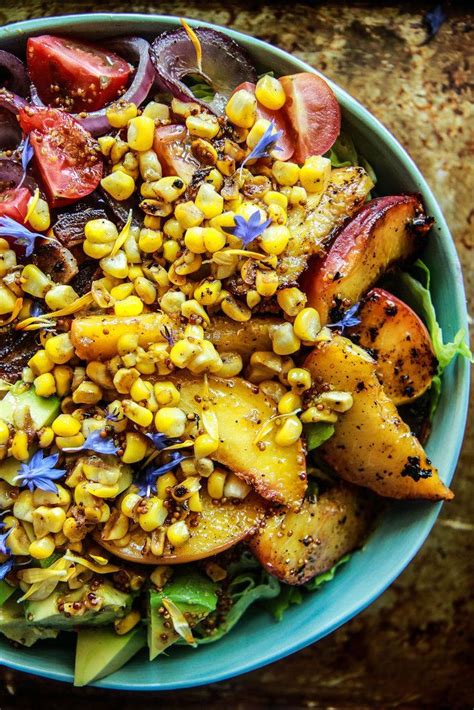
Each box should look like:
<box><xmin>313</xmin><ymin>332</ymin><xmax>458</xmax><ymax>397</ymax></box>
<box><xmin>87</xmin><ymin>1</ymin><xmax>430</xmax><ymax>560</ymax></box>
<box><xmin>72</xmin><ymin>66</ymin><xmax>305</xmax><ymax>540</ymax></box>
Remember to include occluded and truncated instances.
<box><xmin>0</xmin><ymin>13</ymin><xmax>469</xmax><ymax>691</ymax></box>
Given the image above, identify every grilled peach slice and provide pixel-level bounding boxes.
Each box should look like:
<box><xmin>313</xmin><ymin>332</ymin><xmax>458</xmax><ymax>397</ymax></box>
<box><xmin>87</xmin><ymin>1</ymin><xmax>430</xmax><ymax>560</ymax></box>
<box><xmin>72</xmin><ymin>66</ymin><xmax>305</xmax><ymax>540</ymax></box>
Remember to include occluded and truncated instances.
<box><xmin>208</xmin><ymin>316</ymin><xmax>276</xmax><ymax>360</ymax></box>
<box><xmin>304</xmin><ymin>194</ymin><xmax>432</xmax><ymax>323</ymax></box>
<box><xmin>250</xmin><ymin>484</ymin><xmax>374</xmax><ymax>585</ymax></box>
<box><xmin>304</xmin><ymin>335</ymin><xmax>452</xmax><ymax>500</ymax></box>
<box><xmin>348</xmin><ymin>288</ymin><xmax>438</xmax><ymax>405</ymax></box>
<box><xmin>95</xmin><ymin>491</ymin><xmax>265</xmax><ymax>564</ymax></box>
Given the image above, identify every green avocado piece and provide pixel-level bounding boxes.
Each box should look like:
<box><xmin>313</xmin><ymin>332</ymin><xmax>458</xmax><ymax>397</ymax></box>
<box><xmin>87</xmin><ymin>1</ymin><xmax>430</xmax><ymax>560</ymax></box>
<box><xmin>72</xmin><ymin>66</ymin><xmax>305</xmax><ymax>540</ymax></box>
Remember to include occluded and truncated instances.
<box><xmin>25</xmin><ymin>580</ymin><xmax>132</xmax><ymax>629</ymax></box>
<box><xmin>0</xmin><ymin>580</ymin><xmax>16</xmax><ymax>606</ymax></box>
<box><xmin>0</xmin><ymin>596</ymin><xmax>58</xmax><ymax>647</ymax></box>
<box><xmin>1</xmin><ymin>385</ymin><xmax>60</xmax><ymax>430</ymax></box>
<box><xmin>148</xmin><ymin>570</ymin><xmax>217</xmax><ymax>660</ymax></box>
<box><xmin>74</xmin><ymin>625</ymin><xmax>147</xmax><ymax>687</ymax></box>
<box><xmin>0</xmin><ymin>457</ymin><xmax>21</xmax><ymax>485</ymax></box>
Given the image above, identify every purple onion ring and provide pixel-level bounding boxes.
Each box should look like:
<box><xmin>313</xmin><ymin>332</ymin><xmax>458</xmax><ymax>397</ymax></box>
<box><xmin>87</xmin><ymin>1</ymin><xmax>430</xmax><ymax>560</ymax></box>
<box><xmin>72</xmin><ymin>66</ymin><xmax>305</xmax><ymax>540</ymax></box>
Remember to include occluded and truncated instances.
<box><xmin>0</xmin><ymin>50</ymin><xmax>29</xmax><ymax>97</ymax></box>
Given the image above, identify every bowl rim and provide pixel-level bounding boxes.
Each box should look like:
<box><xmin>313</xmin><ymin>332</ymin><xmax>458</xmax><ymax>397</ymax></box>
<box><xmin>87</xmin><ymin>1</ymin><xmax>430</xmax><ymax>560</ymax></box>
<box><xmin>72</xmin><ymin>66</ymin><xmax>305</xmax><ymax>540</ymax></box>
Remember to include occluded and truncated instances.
<box><xmin>0</xmin><ymin>12</ymin><xmax>470</xmax><ymax>691</ymax></box>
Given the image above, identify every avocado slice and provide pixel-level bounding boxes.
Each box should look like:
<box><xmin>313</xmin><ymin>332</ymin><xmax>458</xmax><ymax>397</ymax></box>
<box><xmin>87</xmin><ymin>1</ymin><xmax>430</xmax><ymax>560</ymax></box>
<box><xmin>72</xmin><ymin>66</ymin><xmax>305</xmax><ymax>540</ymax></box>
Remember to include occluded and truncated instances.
<box><xmin>0</xmin><ymin>580</ymin><xmax>16</xmax><ymax>606</ymax></box>
<box><xmin>25</xmin><ymin>580</ymin><xmax>132</xmax><ymax>629</ymax></box>
<box><xmin>148</xmin><ymin>570</ymin><xmax>217</xmax><ymax>660</ymax></box>
<box><xmin>74</xmin><ymin>626</ymin><xmax>147</xmax><ymax>687</ymax></box>
<box><xmin>0</xmin><ymin>596</ymin><xmax>58</xmax><ymax>647</ymax></box>
<box><xmin>1</xmin><ymin>386</ymin><xmax>60</xmax><ymax>430</ymax></box>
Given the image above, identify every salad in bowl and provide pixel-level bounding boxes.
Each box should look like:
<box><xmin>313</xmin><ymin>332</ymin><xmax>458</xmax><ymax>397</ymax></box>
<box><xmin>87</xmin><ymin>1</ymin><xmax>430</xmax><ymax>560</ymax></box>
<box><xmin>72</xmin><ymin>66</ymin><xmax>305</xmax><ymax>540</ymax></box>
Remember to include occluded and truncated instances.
<box><xmin>0</xmin><ymin>18</ymin><xmax>470</xmax><ymax>687</ymax></box>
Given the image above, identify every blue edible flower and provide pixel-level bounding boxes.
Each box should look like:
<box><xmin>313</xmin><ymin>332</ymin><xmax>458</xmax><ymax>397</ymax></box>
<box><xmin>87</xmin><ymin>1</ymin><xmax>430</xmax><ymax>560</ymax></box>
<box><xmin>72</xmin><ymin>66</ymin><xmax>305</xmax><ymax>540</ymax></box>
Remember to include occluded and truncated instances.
<box><xmin>21</xmin><ymin>136</ymin><xmax>34</xmax><ymax>174</ymax></box>
<box><xmin>0</xmin><ymin>216</ymin><xmax>47</xmax><ymax>257</ymax></box>
<box><xmin>135</xmin><ymin>451</ymin><xmax>187</xmax><ymax>498</ymax></box>
<box><xmin>327</xmin><ymin>302</ymin><xmax>361</xmax><ymax>333</ymax></box>
<box><xmin>15</xmin><ymin>450</ymin><xmax>66</xmax><ymax>494</ymax></box>
<box><xmin>0</xmin><ymin>523</ymin><xmax>12</xmax><ymax>557</ymax></box>
<box><xmin>240</xmin><ymin>121</ymin><xmax>283</xmax><ymax>171</ymax></box>
<box><xmin>223</xmin><ymin>211</ymin><xmax>271</xmax><ymax>247</ymax></box>
<box><xmin>63</xmin><ymin>429</ymin><xmax>119</xmax><ymax>456</ymax></box>
<box><xmin>0</xmin><ymin>559</ymin><xmax>13</xmax><ymax>581</ymax></box>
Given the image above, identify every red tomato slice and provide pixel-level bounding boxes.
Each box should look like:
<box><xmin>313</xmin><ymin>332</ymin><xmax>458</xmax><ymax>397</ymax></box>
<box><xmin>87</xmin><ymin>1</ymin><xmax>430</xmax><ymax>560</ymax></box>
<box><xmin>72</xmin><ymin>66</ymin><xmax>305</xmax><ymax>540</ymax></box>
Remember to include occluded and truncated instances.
<box><xmin>153</xmin><ymin>124</ymin><xmax>199</xmax><ymax>184</ymax></box>
<box><xmin>279</xmin><ymin>73</ymin><xmax>341</xmax><ymax>163</ymax></box>
<box><xmin>0</xmin><ymin>187</ymin><xmax>31</xmax><ymax>222</ymax></box>
<box><xmin>233</xmin><ymin>82</ymin><xmax>295</xmax><ymax>161</ymax></box>
<box><xmin>18</xmin><ymin>107</ymin><xmax>103</xmax><ymax>208</ymax></box>
<box><xmin>27</xmin><ymin>35</ymin><xmax>132</xmax><ymax>113</ymax></box>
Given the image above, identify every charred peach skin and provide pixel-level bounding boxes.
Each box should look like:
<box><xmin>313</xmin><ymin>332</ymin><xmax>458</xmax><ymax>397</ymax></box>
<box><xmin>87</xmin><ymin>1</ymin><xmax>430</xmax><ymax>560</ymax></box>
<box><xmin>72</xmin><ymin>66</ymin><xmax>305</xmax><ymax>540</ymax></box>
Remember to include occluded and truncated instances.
<box><xmin>304</xmin><ymin>335</ymin><xmax>453</xmax><ymax>501</ymax></box>
<box><xmin>304</xmin><ymin>194</ymin><xmax>432</xmax><ymax>324</ymax></box>
<box><xmin>348</xmin><ymin>288</ymin><xmax>438</xmax><ymax>405</ymax></box>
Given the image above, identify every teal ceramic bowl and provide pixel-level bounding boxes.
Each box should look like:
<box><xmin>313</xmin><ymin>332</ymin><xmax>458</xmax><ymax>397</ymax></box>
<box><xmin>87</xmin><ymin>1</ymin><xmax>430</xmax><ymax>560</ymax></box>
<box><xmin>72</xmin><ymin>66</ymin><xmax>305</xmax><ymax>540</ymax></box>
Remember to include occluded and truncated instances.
<box><xmin>0</xmin><ymin>13</ymin><xmax>470</xmax><ymax>691</ymax></box>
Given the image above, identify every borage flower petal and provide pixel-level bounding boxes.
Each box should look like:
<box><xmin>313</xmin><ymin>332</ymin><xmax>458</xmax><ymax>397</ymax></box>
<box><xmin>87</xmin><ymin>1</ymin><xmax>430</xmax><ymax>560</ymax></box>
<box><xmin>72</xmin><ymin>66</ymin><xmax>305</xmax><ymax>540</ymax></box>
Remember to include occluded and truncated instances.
<box><xmin>15</xmin><ymin>450</ymin><xmax>66</xmax><ymax>494</ymax></box>
<box><xmin>63</xmin><ymin>429</ymin><xmax>119</xmax><ymax>456</ymax></box>
<box><xmin>240</xmin><ymin>120</ymin><xmax>283</xmax><ymax>172</ymax></box>
<box><xmin>0</xmin><ymin>216</ymin><xmax>46</xmax><ymax>257</ymax></box>
<box><xmin>0</xmin><ymin>558</ymin><xmax>13</xmax><ymax>581</ymax></box>
<box><xmin>223</xmin><ymin>211</ymin><xmax>271</xmax><ymax>247</ymax></box>
<box><xmin>0</xmin><ymin>524</ymin><xmax>12</xmax><ymax>556</ymax></box>
<box><xmin>21</xmin><ymin>135</ymin><xmax>34</xmax><ymax>174</ymax></box>
<box><xmin>327</xmin><ymin>302</ymin><xmax>361</xmax><ymax>333</ymax></box>
<box><xmin>135</xmin><ymin>451</ymin><xmax>187</xmax><ymax>498</ymax></box>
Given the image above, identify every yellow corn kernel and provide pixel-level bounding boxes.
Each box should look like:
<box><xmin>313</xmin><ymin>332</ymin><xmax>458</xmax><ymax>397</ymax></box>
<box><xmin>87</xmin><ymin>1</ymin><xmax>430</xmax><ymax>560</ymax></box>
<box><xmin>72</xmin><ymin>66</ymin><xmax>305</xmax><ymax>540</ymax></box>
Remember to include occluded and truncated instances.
<box><xmin>194</xmin><ymin>433</ymin><xmax>219</xmax><ymax>459</ymax></box>
<box><xmin>134</xmin><ymin>276</ymin><xmax>157</xmax><ymax>305</ymax></box>
<box><xmin>205</xmin><ymin>168</ymin><xmax>224</xmax><ymax>191</ymax></box>
<box><xmin>269</xmin><ymin>323</ymin><xmax>301</xmax><ymax>356</ymax></box>
<box><xmin>138</xmin><ymin>149</ymin><xmax>162</xmax><ymax>182</ymax></box>
<box><xmin>225</xmin><ymin>89</ymin><xmax>257</xmax><ymax>128</ymax></box>
<box><xmin>109</xmin><ymin>283</ymin><xmax>133</xmax><ymax>302</ymax></box>
<box><xmin>160</xmin><ymin>290</ymin><xmax>186</xmax><ymax>315</ymax></box>
<box><xmin>154</xmin><ymin>381</ymin><xmax>180</xmax><ymax>407</ymax></box>
<box><xmin>246</xmin><ymin>118</ymin><xmax>274</xmax><ymax>150</ymax></box>
<box><xmin>0</xmin><ymin>252</ymin><xmax>17</xmax><ymax>280</ymax></box>
<box><xmin>150</xmin><ymin>176</ymin><xmax>187</xmax><ymax>203</ymax></box>
<box><xmin>215</xmin><ymin>351</ymin><xmax>243</xmax><ymax>378</ymax></box>
<box><xmin>186</xmin><ymin>113</ymin><xmax>220</xmax><ymax>139</ymax></box>
<box><xmin>110</xmin><ymin>137</ymin><xmax>129</xmax><ymax>166</ymax></box>
<box><xmin>98</xmin><ymin>135</ymin><xmax>115</xmax><ymax>156</ymax></box>
<box><xmin>194</xmin><ymin>279</ymin><xmax>222</xmax><ymax>306</ymax></box>
<box><xmin>116</xmin><ymin>334</ymin><xmax>139</xmax><ymax>358</ymax></box>
<box><xmin>121</xmin><ymin>432</ymin><xmax>148</xmax><ymax>465</ymax></box>
<box><xmin>28</xmin><ymin>349</ymin><xmax>54</xmax><ymax>375</ymax></box>
<box><xmin>267</xmin><ymin>203</ymin><xmax>287</xmax><ymax>226</ymax></box>
<box><xmin>53</xmin><ymin>365</ymin><xmax>73</xmax><ymax>398</ymax></box>
<box><xmin>114</xmin><ymin>609</ymin><xmax>141</xmax><ymax>636</ymax></box>
<box><xmin>255</xmin><ymin>74</ymin><xmax>286</xmax><ymax>110</ymax></box>
<box><xmin>186</xmin><ymin>491</ymin><xmax>201</xmax><ymax>512</ymax></box>
<box><xmin>129</xmin><ymin>377</ymin><xmax>151</xmax><ymax>403</ymax></box>
<box><xmin>101</xmin><ymin>171</ymin><xmax>135</xmax><ymax>201</ymax></box>
<box><xmin>293</xmin><ymin>307</ymin><xmax>321</xmax><ymax>343</ymax></box>
<box><xmin>272</xmin><ymin>160</ymin><xmax>300</xmax><ymax>186</ymax></box>
<box><xmin>143</xmin><ymin>100</ymin><xmax>170</xmax><ymax>121</ymax></box>
<box><xmin>276</xmin><ymin>287</ymin><xmax>307</xmax><ymax>317</ymax></box>
<box><xmin>154</xmin><ymin>407</ymin><xmax>186</xmax><ymax>438</ymax></box>
<box><xmin>0</xmin><ymin>419</ymin><xmax>9</xmax><ymax>446</ymax></box>
<box><xmin>184</xmin><ymin>227</ymin><xmax>205</xmax><ymax>254</ymax></box>
<box><xmin>45</xmin><ymin>284</ymin><xmax>78</xmax><ymax>311</ymax></box>
<box><xmin>263</xmin><ymin>190</ymin><xmax>288</xmax><ymax>210</ymax></box>
<box><xmin>169</xmin><ymin>338</ymin><xmax>199</xmax><ymax>368</ymax></box>
<box><xmin>52</xmin><ymin>413</ymin><xmax>81</xmax><ymax>437</ymax></box>
<box><xmin>44</xmin><ymin>333</ymin><xmax>74</xmax><ymax>365</ymax></box>
<box><xmin>187</xmin><ymin>340</ymin><xmax>222</xmax><ymax>375</ymax></box>
<box><xmin>166</xmin><ymin>520</ymin><xmax>190</xmax><ymax>547</ymax></box>
<box><xmin>114</xmin><ymin>295</ymin><xmax>144</xmax><ymax>317</ymax></box>
<box><xmin>245</xmin><ymin>290</ymin><xmax>260</xmax><ymax>309</ymax></box>
<box><xmin>71</xmin><ymin>380</ymin><xmax>102</xmax><ymax>405</ymax></box>
<box><xmin>11</xmin><ymin>430</ymin><xmax>29</xmax><ymax>461</ymax></box>
<box><xmin>27</xmin><ymin>196</ymin><xmax>50</xmax><ymax>232</ymax></box>
<box><xmin>162</xmin><ymin>239</ymin><xmax>181</xmax><ymax>262</ymax></box>
<box><xmin>289</xmin><ymin>185</ymin><xmax>307</xmax><ymax>205</ymax></box>
<box><xmin>220</xmin><ymin>292</ymin><xmax>251</xmax><ymax>322</ymax></box>
<box><xmin>259</xmin><ymin>380</ymin><xmax>286</xmax><ymax>403</ymax></box>
<box><xmin>36</xmin><ymin>425</ymin><xmax>52</xmax><ymax>449</ymax></box>
<box><xmin>223</xmin><ymin>473</ymin><xmax>252</xmax><ymax>500</ymax></box>
<box><xmin>207</xmin><ymin>469</ymin><xmax>227</xmax><ymax>500</ymax></box>
<box><xmin>102</xmin><ymin>511</ymin><xmax>130</xmax><ymax>541</ymax></box>
<box><xmin>274</xmin><ymin>415</ymin><xmax>302</xmax><ymax>446</ymax></box>
<box><xmin>13</xmin><ymin>489</ymin><xmax>34</xmax><ymax>522</ymax></box>
<box><xmin>34</xmin><ymin>372</ymin><xmax>56</xmax><ymax>398</ymax></box>
<box><xmin>300</xmin><ymin>406</ymin><xmax>338</xmax><ymax>424</ymax></box>
<box><xmin>255</xmin><ymin>269</ymin><xmax>279</xmax><ymax>298</ymax></box>
<box><xmin>33</xmin><ymin>505</ymin><xmax>66</xmax><ymax>537</ymax></box>
<box><xmin>260</xmin><ymin>225</ymin><xmax>290</xmax><ymax>256</ymax></box>
<box><xmin>21</xmin><ymin>264</ymin><xmax>51</xmax><ymax>298</ymax></box>
<box><xmin>180</xmin><ymin>302</ymin><xmax>209</xmax><ymax>328</ymax></box>
<box><xmin>84</xmin><ymin>218</ymin><xmax>118</xmax><ymax>244</ymax></box>
<box><xmin>100</xmin><ymin>250</ymin><xmax>129</xmax><ymax>279</ymax></box>
<box><xmin>278</xmin><ymin>391</ymin><xmax>302</xmax><ymax>414</ymax></box>
<box><xmin>121</xmin><ymin>399</ymin><xmax>153</xmax><ymax>428</ymax></box>
<box><xmin>83</xmin><ymin>240</ymin><xmax>113</xmax><ymax>260</ymax></box>
<box><xmin>106</xmin><ymin>101</ymin><xmax>138</xmax><ymax>128</ymax></box>
<box><xmin>287</xmin><ymin>367</ymin><xmax>312</xmax><ymax>392</ymax></box>
<box><xmin>55</xmin><ymin>432</ymin><xmax>85</xmax><ymax>450</ymax></box>
<box><xmin>175</xmin><ymin>201</ymin><xmax>204</xmax><ymax>229</ymax></box>
<box><xmin>163</xmin><ymin>217</ymin><xmax>184</xmax><ymax>240</ymax></box>
<box><xmin>157</xmin><ymin>471</ymin><xmax>178</xmax><ymax>499</ymax></box>
<box><xmin>128</xmin><ymin>265</ymin><xmax>145</xmax><ymax>281</ymax></box>
<box><xmin>317</xmin><ymin>390</ymin><xmax>354</xmax><ymax>413</ymax></box>
<box><xmin>121</xmin><ymin>492</ymin><xmax>142</xmax><ymax>517</ymax></box>
<box><xmin>28</xmin><ymin>535</ymin><xmax>56</xmax><ymax>560</ymax></box>
<box><xmin>299</xmin><ymin>156</ymin><xmax>332</xmax><ymax>193</ymax></box>
<box><xmin>139</xmin><ymin>497</ymin><xmax>167</xmax><ymax>532</ymax></box>
<box><xmin>126</xmin><ymin>115</ymin><xmax>155</xmax><ymax>151</ymax></box>
<box><xmin>32</xmin><ymin>484</ymin><xmax>71</xmax><ymax>508</ymax></box>
<box><xmin>195</xmin><ymin>184</ymin><xmax>224</xmax><ymax>220</ymax></box>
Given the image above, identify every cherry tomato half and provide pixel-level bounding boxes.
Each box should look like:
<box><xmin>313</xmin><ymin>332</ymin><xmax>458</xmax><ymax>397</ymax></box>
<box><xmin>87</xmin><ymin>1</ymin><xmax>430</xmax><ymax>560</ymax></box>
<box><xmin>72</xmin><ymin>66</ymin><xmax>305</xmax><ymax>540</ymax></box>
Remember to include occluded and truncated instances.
<box><xmin>153</xmin><ymin>124</ymin><xmax>199</xmax><ymax>184</ymax></box>
<box><xmin>19</xmin><ymin>106</ymin><xmax>103</xmax><ymax>208</ymax></box>
<box><xmin>0</xmin><ymin>187</ymin><xmax>31</xmax><ymax>222</ymax></box>
<box><xmin>27</xmin><ymin>35</ymin><xmax>132</xmax><ymax>113</ymax></box>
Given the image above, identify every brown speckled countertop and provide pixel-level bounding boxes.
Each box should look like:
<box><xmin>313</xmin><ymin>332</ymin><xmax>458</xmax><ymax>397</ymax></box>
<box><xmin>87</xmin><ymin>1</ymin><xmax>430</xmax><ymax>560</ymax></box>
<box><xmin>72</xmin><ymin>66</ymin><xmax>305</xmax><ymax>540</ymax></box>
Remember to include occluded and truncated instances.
<box><xmin>0</xmin><ymin>2</ymin><xmax>472</xmax><ymax>708</ymax></box>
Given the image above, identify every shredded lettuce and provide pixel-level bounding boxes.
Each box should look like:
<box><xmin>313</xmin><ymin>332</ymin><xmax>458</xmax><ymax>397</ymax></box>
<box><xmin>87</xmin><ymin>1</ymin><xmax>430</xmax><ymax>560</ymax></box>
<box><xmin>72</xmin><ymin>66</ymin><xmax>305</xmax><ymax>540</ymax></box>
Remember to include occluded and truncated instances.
<box><xmin>305</xmin><ymin>422</ymin><xmax>335</xmax><ymax>451</ymax></box>
<box><xmin>183</xmin><ymin>76</ymin><xmax>215</xmax><ymax>103</ymax></box>
<box><xmin>325</xmin><ymin>132</ymin><xmax>358</xmax><ymax>168</ymax></box>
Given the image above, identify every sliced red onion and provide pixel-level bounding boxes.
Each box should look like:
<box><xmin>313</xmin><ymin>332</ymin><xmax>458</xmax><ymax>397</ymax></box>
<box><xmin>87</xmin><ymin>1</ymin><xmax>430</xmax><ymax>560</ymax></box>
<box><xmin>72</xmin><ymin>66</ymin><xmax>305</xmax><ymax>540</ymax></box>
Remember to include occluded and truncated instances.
<box><xmin>0</xmin><ymin>157</ymin><xmax>35</xmax><ymax>192</ymax></box>
<box><xmin>149</xmin><ymin>28</ymin><xmax>257</xmax><ymax>113</ymax></box>
<box><xmin>0</xmin><ymin>50</ymin><xmax>29</xmax><ymax>97</ymax></box>
<box><xmin>0</xmin><ymin>109</ymin><xmax>22</xmax><ymax>151</ymax></box>
<box><xmin>0</xmin><ymin>89</ymin><xmax>27</xmax><ymax>115</ymax></box>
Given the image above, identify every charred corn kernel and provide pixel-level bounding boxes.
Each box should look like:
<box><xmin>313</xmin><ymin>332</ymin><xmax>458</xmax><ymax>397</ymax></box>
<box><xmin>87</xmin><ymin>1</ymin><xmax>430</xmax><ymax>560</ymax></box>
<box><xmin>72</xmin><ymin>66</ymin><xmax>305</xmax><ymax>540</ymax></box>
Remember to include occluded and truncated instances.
<box><xmin>163</xmin><ymin>218</ymin><xmax>184</xmax><ymax>240</ymax></box>
<box><xmin>52</xmin><ymin>414</ymin><xmax>81</xmax><ymax>437</ymax></box>
<box><xmin>140</xmin><ymin>197</ymin><xmax>173</xmax><ymax>218</ymax></box>
<box><xmin>288</xmin><ymin>367</ymin><xmax>312</xmax><ymax>392</ymax></box>
<box><xmin>114</xmin><ymin>295</ymin><xmax>143</xmax><ymax>317</ymax></box>
<box><xmin>245</xmin><ymin>290</ymin><xmax>260</xmax><ymax>309</ymax></box>
<box><xmin>289</xmin><ymin>186</ymin><xmax>307</xmax><ymax>205</ymax></box>
<box><xmin>140</xmin><ymin>181</ymin><xmax>157</xmax><ymax>198</ymax></box>
<box><xmin>300</xmin><ymin>406</ymin><xmax>338</xmax><ymax>424</ymax></box>
<box><xmin>277</xmin><ymin>287</ymin><xmax>307</xmax><ymax>317</ymax></box>
<box><xmin>293</xmin><ymin>307</ymin><xmax>321</xmax><ymax>343</ymax></box>
<box><xmin>27</xmin><ymin>196</ymin><xmax>50</xmax><ymax>231</ymax></box>
<box><xmin>255</xmin><ymin>74</ymin><xmax>286</xmax><ymax>109</ymax></box>
<box><xmin>166</xmin><ymin>520</ymin><xmax>190</xmax><ymax>547</ymax></box>
<box><xmin>154</xmin><ymin>381</ymin><xmax>180</xmax><ymax>406</ymax></box>
<box><xmin>55</xmin><ymin>432</ymin><xmax>85</xmax><ymax>450</ymax></box>
<box><xmin>139</xmin><ymin>148</ymin><xmax>162</xmax><ymax>181</ymax></box>
<box><xmin>317</xmin><ymin>390</ymin><xmax>354</xmax><ymax>412</ymax></box>
<box><xmin>278</xmin><ymin>391</ymin><xmax>302</xmax><ymax>414</ymax></box>
<box><xmin>45</xmin><ymin>284</ymin><xmax>78</xmax><ymax>311</ymax></box>
<box><xmin>72</xmin><ymin>380</ymin><xmax>102</xmax><ymax>405</ymax></box>
<box><xmin>269</xmin><ymin>323</ymin><xmax>301</xmax><ymax>355</ymax></box>
<box><xmin>191</xmin><ymin>137</ymin><xmax>218</xmax><ymax>167</ymax></box>
<box><xmin>134</xmin><ymin>276</ymin><xmax>156</xmax><ymax>305</ymax></box>
<box><xmin>255</xmin><ymin>269</ymin><xmax>279</xmax><ymax>298</ymax></box>
<box><xmin>121</xmin><ymin>432</ymin><xmax>148</xmax><ymax>465</ymax></box>
<box><xmin>171</xmin><ymin>97</ymin><xmax>201</xmax><ymax>118</ymax></box>
<box><xmin>160</xmin><ymin>290</ymin><xmax>186</xmax><ymax>315</ymax></box>
<box><xmin>98</xmin><ymin>135</ymin><xmax>115</xmax><ymax>156</ymax></box>
<box><xmin>195</xmin><ymin>184</ymin><xmax>224</xmax><ymax>219</ymax></box>
<box><xmin>28</xmin><ymin>535</ymin><xmax>55</xmax><ymax>560</ymax></box>
<box><xmin>225</xmin><ymin>89</ymin><xmax>257</xmax><ymax>128</ymax></box>
<box><xmin>121</xmin><ymin>399</ymin><xmax>153</xmax><ymax>427</ymax></box>
<box><xmin>101</xmin><ymin>171</ymin><xmax>135</xmax><ymax>201</ymax></box>
<box><xmin>155</xmin><ymin>407</ymin><xmax>186</xmax><ymax>437</ymax></box>
<box><xmin>194</xmin><ymin>279</ymin><xmax>222</xmax><ymax>305</ymax></box>
<box><xmin>126</xmin><ymin>115</ymin><xmax>155</xmax><ymax>151</ymax></box>
<box><xmin>267</xmin><ymin>203</ymin><xmax>287</xmax><ymax>225</ymax></box>
<box><xmin>100</xmin><ymin>250</ymin><xmax>129</xmax><ymax>279</ymax></box>
<box><xmin>11</xmin><ymin>430</ymin><xmax>29</xmax><ymax>461</ymax></box>
<box><xmin>151</xmin><ymin>176</ymin><xmax>187</xmax><ymax>203</ymax></box>
<box><xmin>272</xmin><ymin>160</ymin><xmax>300</xmax><ymax>186</ymax></box>
<box><xmin>175</xmin><ymin>201</ymin><xmax>204</xmax><ymax>229</ymax></box>
<box><xmin>53</xmin><ymin>365</ymin><xmax>73</xmax><ymax>397</ymax></box>
<box><xmin>143</xmin><ymin>100</ymin><xmax>170</xmax><ymax>121</ymax></box>
<box><xmin>110</xmin><ymin>283</ymin><xmax>134</xmax><ymax>301</ymax></box>
<box><xmin>221</xmin><ymin>292</ymin><xmax>251</xmax><ymax>322</ymax></box>
<box><xmin>21</xmin><ymin>264</ymin><xmax>51</xmax><ymax>298</ymax></box>
<box><xmin>121</xmin><ymin>492</ymin><xmax>142</xmax><ymax>517</ymax></box>
<box><xmin>34</xmin><ymin>372</ymin><xmax>56</xmax><ymax>398</ymax></box>
<box><xmin>0</xmin><ymin>284</ymin><xmax>16</xmax><ymax>315</ymax></box>
<box><xmin>84</xmin><ymin>218</ymin><xmax>118</xmax><ymax>244</ymax></box>
<box><xmin>13</xmin><ymin>490</ymin><xmax>34</xmax><ymax>522</ymax></box>
<box><xmin>215</xmin><ymin>351</ymin><xmax>243</xmax><ymax>378</ymax></box>
<box><xmin>181</xmin><ymin>299</ymin><xmax>210</xmax><ymax>325</ymax></box>
<box><xmin>83</xmin><ymin>240</ymin><xmax>113</xmax><ymax>259</ymax></box>
<box><xmin>207</xmin><ymin>470</ymin><xmax>227</xmax><ymax>499</ymax></box>
<box><xmin>0</xmin><ymin>420</ymin><xmax>9</xmax><ymax>446</ymax></box>
<box><xmin>102</xmin><ymin>511</ymin><xmax>130</xmax><ymax>541</ymax></box>
<box><xmin>28</xmin><ymin>349</ymin><xmax>54</xmax><ymax>375</ymax></box>
<box><xmin>194</xmin><ymin>433</ymin><xmax>219</xmax><ymax>459</ymax></box>
<box><xmin>62</xmin><ymin>517</ymin><xmax>84</xmax><ymax>542</ymax></box>
<box><xmin>162</xmin><ymin>239</ymin><xmax>180</xmax><ymax>262</ymax></box>
<box><xmin>110</xmin><ymin>137</ymin><xmax>129</xmax><ymax>165</ymax></box>
<box><xmin>260</xmin><ymin>225</ymin><xmax>290</xmax><ymax>255</ymax></box>
<box><xmin>87</xmin><ymin>361</ymin><xmax>114</xmax><ymax>389</ymax></box>
<box><xmin>106</xmin><ymin>101</ymin><xmax>138</xmax><ymax>128</ymax></box>
<box><xmin>300</xmin><ymin>156</ymin><xmax>332</xmax><ymax>193</ymax></box>
<box><xmin>186</xmin><ymin>112</ymin><xmax>220</xmax><ymax>139</ymax></box>
<box><xmin>275</xmin><ymin>415</ymin><xmax>302</xmax><ymax>446</ymax></box>
<box><xmin>205</xmin><ymin>168</ymin><xmax>224</xmax><ymax>191</ymax></box>
<box><xmin>246</xmin><ymin>118</ymin><xmax>274</xmax><ymax>150</ymax></box>
<box><xmin>264</xmin><ymin>190</ymin><xmax>288</xmax><ymax>210</ymax></box>
<box><xmin>117</xmin><ymin>333</ymin><xmax>139</xmax><ymax>355</ymax></box>
<box><xmin>157</xmin><ymin>471</ymin><xmax>178</xmax><ymax>499</ymax></box>
<box><xmin>33</xmin><ymin>505</ymin><xmax>66</xmax><ymax>536</ymax></box>
<box><xmin>173</xmin><ymin>251</ymin><xmax>202</xmax><ymax>277</ymax></box>
<box><xmin>139</xmin><ymin>497</ymin><xmax>167</xmax><ymax>532</ymax></box>
<box><xmin>45</xmin><ymin>333</ymin><xmax>74</xmax><ymax>365</ymax></box>
<box><xmin>129</xmin><ymin>377</ymin><xmax>151</xmax><ymax>402</ymax></box>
